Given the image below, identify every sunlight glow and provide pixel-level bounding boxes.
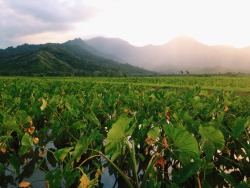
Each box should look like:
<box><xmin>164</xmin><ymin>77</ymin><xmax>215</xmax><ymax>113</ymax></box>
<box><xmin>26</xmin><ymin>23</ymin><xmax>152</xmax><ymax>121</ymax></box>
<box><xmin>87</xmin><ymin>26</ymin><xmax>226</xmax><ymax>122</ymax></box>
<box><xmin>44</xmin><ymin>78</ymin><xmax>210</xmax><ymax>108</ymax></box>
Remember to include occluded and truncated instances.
<box><xmin>80</xmin><ymin>0</ymin><xmax>250</xmax><ymax>47</ymax></box>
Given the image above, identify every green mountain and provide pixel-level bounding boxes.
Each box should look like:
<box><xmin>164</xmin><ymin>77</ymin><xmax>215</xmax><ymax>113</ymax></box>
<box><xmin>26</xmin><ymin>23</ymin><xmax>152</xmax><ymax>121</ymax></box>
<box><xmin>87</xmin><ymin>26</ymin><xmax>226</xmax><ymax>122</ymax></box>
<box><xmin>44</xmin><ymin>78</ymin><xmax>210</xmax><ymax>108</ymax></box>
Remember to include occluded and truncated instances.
<box><xmin>0</xmin><ymin>38</ymin><xmax>153</xmax><ymax>76</ymax></box>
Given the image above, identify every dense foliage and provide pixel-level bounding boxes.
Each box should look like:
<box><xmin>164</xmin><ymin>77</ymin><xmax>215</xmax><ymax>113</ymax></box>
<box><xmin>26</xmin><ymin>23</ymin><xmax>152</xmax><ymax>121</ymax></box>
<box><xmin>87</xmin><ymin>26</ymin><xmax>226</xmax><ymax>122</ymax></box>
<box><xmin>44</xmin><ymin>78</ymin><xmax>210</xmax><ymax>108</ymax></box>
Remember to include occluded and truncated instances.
<box><xmin>0</xmin><ymin>39</ymin><xmax>152</xmax><ymax>76</ymax></box>
<box><xmin>0</xmin><ymin>77</ymin><xmax>249</xmax><ymax>187</ymax></box>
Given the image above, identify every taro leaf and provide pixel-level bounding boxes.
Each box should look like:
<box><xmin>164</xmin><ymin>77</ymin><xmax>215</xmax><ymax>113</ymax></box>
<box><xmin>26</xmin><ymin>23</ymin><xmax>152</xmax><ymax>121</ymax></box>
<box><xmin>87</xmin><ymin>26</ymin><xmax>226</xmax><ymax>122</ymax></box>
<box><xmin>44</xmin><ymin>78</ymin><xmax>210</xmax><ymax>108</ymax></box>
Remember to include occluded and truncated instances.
<box><xmin>199</xmin><ymin>126</ymin><xmax>225</xmax><ymax>155</ymax></box>
<box><xmin>46</xmin><ymin>148</ymin><xmax>57</xmax><ymax>168</ymax></box>
<box><xmin>45</xmin><ymin>168</ymin><xmax>63</xmax><ymax>188</ymax></box>
<box><xmin>168</xmin><ymin>184</ymin><xmax>179</xmax><ymax>188</ymax></box>
<box><xmin>39</xmin><ymin>159</ymin><xmax>49</xmax><ymax>172</ymax></box>
<box><xmin>164</xmin><ymin>126</ymin><xmax>199</xmax><ymax>159</ymax></box>
<box><xmin>79</xmin><ymin>172</ymin><xmax>90</xmax><ymax>188</ymax></box>
<box><xmin>172</xmin><ymin>162</ymin><xmax>199</xmax><ymax>184</ymax></box>
<box><xmin>0</xmin><ymin>113</ymin><xmax>3</xmax><ymax>124</ymax></box>
<box><xmin>202</xmin><ymin>140</ymin><xmax>215</xmax><ymax>161</ymax></box>
<box><xmin>202</xmin><ymin>180</ymin><xmax>213</xmax><ymax>188</ymax></box>
<box><xmin>90</xmin><ymin>97</ymin><xmax>101</xmax><ymax>113</ymax></box>
<box><xmin>54</xmin><ymin>147</ymin><xmax>74</xmax><ymax>162</ymax></box>
<box><xmin>146</xmin><ymin>180</ymin><xmax>161</xmax><ymax>188</ymax></box>
<box><xmin>0</xmin><ymin>163</ymin><xmax>4</xmax><ymax>175</ymax></box>
<box><xmin>9</xmin><ymin>155</ymin><xmax>20</xmax><ymax>175</ymax></box>
<box><xmin>179</xmin><ymin>152</ymin><xmax>192</xmax><ymax>165</ymax></box>
<box><xmin>65</xmin><ymin>95</ymin><xmax>79</xmax><ymax>111</ymax></box>
<box><xmin>235</xmin><ymin>182</ymin><xmax>249</xmax><ymax>188</ymax></box>
<box><xmin>16</xmin><ymin>110</ymin><xmax>32</xmax><ymax>126</ymax></box>
<box><xmin>18</xmin><ymin>133</ymin><xmax>33</xmax><ymax>156</ymax></box>
<box><xmin>147</xmin><ymin>127</ymin><xmax>160</xmax><ymax>142</ymax></box>
<box><xmin>19</xmin><ymin>157</ymin><xmax>38</xmax><ymax>180</ymax></box>
<box><xmin>71</xmin><ymin>120</ymin><xmax>87</xmax><ymax>130</ymax></box>
<box><xmin>40</xmin><ymin>99</ymin><xmax>47</xmax><ymax>111</ymax></box>
<box><xmin>105</xmin><ymin>117</ymin><xmax>133</xmax><ymax>161</ymax></box>
<box><xmin>3</xmin><ymin>115</ymin><xmax>20</xmax><ymax>134</ymax></box>
<box><xmin>64</xmin><ymin>169</ymin><xmax>79</xmax><ymax>188</ymax></box>
<box><xmin>71</xmin><ymin>136</ymin><xmax>88</xmax><ymax>160</ymax></box>
<box><xmin>219</xmin><ymin>171</ymin><xmax>236</xmax><ymax>187</ymax></box>
<box><xmin>232</xmin><ymin>117</ymin><xmax>249</xmax><ymax>138</ymax></box>
<box><xmin>83</xmin><ymin>112</ymin><xmax>101</xmax><ymax>127</ymax></box>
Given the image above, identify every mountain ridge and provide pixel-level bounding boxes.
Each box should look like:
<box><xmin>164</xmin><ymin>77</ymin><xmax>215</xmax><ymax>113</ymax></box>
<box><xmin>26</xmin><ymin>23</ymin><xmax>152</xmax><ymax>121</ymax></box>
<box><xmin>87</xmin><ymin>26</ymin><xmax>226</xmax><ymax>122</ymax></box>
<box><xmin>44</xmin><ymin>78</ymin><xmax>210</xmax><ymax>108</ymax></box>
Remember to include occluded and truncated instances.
<box><xmin>1</xmin><ymin>36</ymin><xmax>250</xmax><ymax>75</ymax></box>
<box><xmin>0</xmin><ymin>38</ymin><xmax>153</xmax><ymax>76</ymax></box>
<box><xmin>86</xmin><ymin>36</ymin><xmax>250</xmax><ymax>74</ymax></box>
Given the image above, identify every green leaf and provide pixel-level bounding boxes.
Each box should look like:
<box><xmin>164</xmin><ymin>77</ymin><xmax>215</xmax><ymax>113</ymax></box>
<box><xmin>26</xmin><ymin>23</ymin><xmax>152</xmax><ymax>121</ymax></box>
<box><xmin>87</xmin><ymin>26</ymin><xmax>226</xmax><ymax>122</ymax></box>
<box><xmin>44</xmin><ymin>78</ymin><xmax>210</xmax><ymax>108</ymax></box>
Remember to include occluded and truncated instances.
<box><xmin>0</xmin><ymin>113</ymin><xmax>3</xmax><ymax>124</ymax></box>
<box><xmin>219</xmin><ymin>171</ymin><xmax>236</xmax><ymax>187</ymax></box>
<box><xmin>54</xmin><ymin>147</ymin><xmax>74</xmax><ymax>162</ymax></box>
<box><xmin>16</xmin><ymin>110</ymin><xmax>32</xmax><ymax>125</ymax></box>
<box><xmin>201</xmin><ymin>180</ymin><xmax>213</xmax><ymax>188</ymax></box>
<box><xmin>71</xmin><ymin>120</ymin><xmax>86</xmax><ymax>130</ymax></box>
<box><xmin>9</xmin><ymin>155</ymin><xmax>20</xmax><ymax>175</ymax></box>
<box><xmin>202</xmin><ymin>140</ymin><xmax>215</xmax><ymax>161</ymax></box>
<box><xmin>83</xmin><ymin>112</ymin><xmax>101</xmax><ymax>127</ymax></box>
<box><xmin>168</xmin><ymin>183</ymin><xmax>179</xmax><ymax>188</ymax></box>
<box><xmin>232</xmin><ymin>117</ymin><xmax>249</xmax><ymax>137</ymax></box>
<box><xmin>18</xmin><ymin>133</ymin><xmax>33</xmax><ymax>156</ymax></box>
<box><xmin>0</xmin><ymin>163</ymin><xmax>4</xmax><ymax>175</ymax></box>
<box><xmin>3</xmin><ymin>115</ymin><xmax>20</xmax><ymax>134</ymax></box>
<box><xmin>147</xmin><ymin>127</ymin><xmax>160</xmax><ymax>140</ymax></box>
<box><xmin>45</xmin><ymin>168</ymin><xmax>63</xmax><ymax>188</ymax></box>
<box><xmin>235</xmin><ymin>182</ymin><xmax>249</xmax><ymax>188</ymax></box>
<box><xmin>199</xmin><ymin>126</ymin><xmax>225</xmax><ymax>151</ymax></box>
<box><xmin>164</xmin><ymin>126</ymin><xmax>199</xmax><ymax>159</ymax></box>
<box><xmin>172</xmin><ymin>162</ymin><xmax>199</xmax><ymax>184</ymax></box>
<box><xmin>47</xmin><ymin>149</ymin><xmax>57</xmax><ymax>168</ymax></box>
<box><xmin>71</xmin><ymin>136</ymin><xmax>88</xmax><ymax>159</ymax></box>
<box><xmin>105</xmin><ymin>117</ymin><xmax>133</xmax><ymax>161</ymax></box>
<box><xmin>64</xmin><ymin>169</ymin><xmax>79</xmax><ymax>187</ymax></box>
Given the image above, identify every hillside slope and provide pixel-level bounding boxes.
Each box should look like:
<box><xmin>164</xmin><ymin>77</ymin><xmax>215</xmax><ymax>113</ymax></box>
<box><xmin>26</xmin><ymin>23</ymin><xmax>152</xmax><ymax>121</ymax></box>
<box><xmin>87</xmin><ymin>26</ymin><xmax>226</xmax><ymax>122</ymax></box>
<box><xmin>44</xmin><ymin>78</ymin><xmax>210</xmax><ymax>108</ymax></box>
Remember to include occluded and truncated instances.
<box><xmin>0</xmin><ymin>39</ymin><xmax>153</xmax><ymax>76</ymax></box>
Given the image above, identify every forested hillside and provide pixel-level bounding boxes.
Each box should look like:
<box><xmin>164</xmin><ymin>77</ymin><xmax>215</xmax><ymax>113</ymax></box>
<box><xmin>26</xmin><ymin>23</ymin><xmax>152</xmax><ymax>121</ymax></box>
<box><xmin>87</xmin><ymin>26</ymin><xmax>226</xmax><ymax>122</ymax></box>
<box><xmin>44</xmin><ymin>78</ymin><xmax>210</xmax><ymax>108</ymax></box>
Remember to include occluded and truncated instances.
<box><xmin>0</xmin><ymin>38</ymin><xmax>152</xmax><ymax>76</ymax></box>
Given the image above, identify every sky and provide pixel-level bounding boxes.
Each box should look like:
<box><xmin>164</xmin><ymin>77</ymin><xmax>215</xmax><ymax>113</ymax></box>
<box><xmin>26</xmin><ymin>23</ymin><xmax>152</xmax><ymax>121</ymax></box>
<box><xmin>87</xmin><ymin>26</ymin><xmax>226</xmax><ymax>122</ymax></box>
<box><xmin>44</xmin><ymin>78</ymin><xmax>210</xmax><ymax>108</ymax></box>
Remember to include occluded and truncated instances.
<box><xmin>1</xmin><ymin>0</ymin><xmax>250</xmax><ymax>49</ymax></box>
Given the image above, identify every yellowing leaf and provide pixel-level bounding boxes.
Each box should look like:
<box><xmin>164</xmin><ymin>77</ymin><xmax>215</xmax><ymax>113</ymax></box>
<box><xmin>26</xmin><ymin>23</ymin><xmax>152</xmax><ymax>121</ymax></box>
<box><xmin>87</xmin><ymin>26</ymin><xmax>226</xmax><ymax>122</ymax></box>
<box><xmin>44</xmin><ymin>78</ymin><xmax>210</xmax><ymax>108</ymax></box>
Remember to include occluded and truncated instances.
<box><xmin>95</xmin><ymin>169</ymin><xmax>102</xmax><ymax>179</ymax></box>
<box><xmin>25</xmin><ymin>126</ymin><xmax>35</xmax><ymax>135</ymax></box>
<box><xmin>145</xmin><ymin>137</ymin><xmax>155</xmax><ymax>146</ymax></box>
<box><xmin>40</xmin><ymin>99</ymin><xmax>47</xmax><ymax>111</ymax></box>
<box><xmin>28</xmin><ymin>120</ymin><xmax>33</xmax><ymax>126</ymax></box>
<box><xmin>154</xmin><ymin>155</ymin><xmax>166</xmax><ymax>169</ymax></box>
<box><xmin>224</xmin><ymin>105</ymin><xmax>229</xmax><ymax>112</ymax></box>
<box><xmin>19</xmin><ymin>181</ymin><xmax>31</xmax><ymax>188</ymax></box>
<box><xmin>162</xmin><ymin>137</ymin><xmax>168</xmax><ymax>148</ymax></box>
<box><xmin>78</xmin><ymin>173</ymin><xmax>90</xmax><ymax>188</ymax></box>
<box><xmin>33</xmin><ymin>137</ymin><xmax>39</xmax><ymax>144</ymax></box>
<box><xmin>1</xmin><ymin>146</ymin><xmax>6</xmax><ymax>153</ymax></box>
<box><xmin>165</xmin><ymin>110</ymin><xmax>171</xmax><ymax>120</ymax></box>
<box><xmin>45</xmin><ymin>180</ymin><xmax>49</xmax><ymax>188</ymax></box>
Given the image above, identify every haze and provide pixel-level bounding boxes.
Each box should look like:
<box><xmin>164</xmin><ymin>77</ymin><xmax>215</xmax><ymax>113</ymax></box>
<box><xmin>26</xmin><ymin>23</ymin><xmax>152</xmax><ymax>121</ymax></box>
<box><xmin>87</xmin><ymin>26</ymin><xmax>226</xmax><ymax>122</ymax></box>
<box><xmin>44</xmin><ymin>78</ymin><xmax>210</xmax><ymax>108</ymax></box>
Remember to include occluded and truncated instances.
<box><xmin>1</xmin><ymin>0</ymin><xmax>250</xmax><ymax>49</ymax></box>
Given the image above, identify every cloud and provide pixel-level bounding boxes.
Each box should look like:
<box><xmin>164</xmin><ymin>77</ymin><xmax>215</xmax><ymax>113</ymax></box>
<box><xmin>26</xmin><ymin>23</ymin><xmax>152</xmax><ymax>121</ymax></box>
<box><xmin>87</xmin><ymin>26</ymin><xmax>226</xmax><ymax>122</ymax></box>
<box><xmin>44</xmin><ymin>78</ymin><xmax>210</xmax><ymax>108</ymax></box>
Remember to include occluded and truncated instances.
<box><xmin>0</xmin><ymin>0</ymin><xmax>100</xmax><ymax>48</ymax></box>
<box><xmin>5</xmin><ymin>0</ymin><xmax>99</xmax><ymax>23</ymax></box>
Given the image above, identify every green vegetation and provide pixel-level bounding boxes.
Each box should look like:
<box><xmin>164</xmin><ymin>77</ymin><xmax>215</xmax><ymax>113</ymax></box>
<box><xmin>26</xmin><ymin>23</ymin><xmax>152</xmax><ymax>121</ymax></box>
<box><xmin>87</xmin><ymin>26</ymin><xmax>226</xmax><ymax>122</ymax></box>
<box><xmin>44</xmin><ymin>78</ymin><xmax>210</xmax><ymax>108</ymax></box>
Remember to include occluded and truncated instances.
<box><xmin>0</xmin><ymin>76</ymin><xmax>249</xmax><ymax>187</ymax></box>
<box><xmin>0</xmin><ymin>39</ymin><xmax>153</xmax><ymax>76</ymax></box>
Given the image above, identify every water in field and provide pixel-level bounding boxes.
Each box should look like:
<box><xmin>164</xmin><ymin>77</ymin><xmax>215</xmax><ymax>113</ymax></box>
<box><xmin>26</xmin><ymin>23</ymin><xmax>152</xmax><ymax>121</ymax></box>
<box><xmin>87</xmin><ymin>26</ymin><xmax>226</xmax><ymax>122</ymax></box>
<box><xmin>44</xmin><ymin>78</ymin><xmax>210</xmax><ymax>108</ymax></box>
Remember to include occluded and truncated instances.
<box><xmin>4</xmin><ymin>140</ymin><xmax>117</xmax><ymax>188</ymax></box>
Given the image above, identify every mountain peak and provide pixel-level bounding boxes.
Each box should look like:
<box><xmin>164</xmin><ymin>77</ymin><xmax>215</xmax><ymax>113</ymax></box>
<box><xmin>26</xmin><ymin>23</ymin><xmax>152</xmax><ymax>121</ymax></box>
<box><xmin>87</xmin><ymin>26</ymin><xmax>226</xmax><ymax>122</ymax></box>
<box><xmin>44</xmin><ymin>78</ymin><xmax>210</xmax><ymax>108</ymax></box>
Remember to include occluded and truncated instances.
<box><xmin>85</xmin><ymin>36</ymin><xmax>250</xmax><ymax>74</ymax></box>
<box><xmin>0</xmin><ymin>39</ymin><xmax>153</xmax><ymax>76</ymax></box>
<box><xmin>65</xmin><ymin>38</ymin><xmax>85</xmax><ymax>46</ymax></box>
<box><xmin>167</xmin><ymin>36</ymin><xmax>202</xmax><ymax>45</ymax></box>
